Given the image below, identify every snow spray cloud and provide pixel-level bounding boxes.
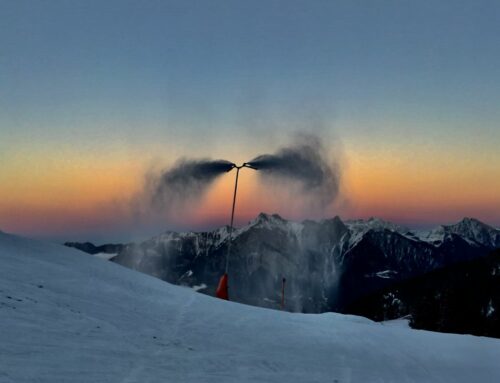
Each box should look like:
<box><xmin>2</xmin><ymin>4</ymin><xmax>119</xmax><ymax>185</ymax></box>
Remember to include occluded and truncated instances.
<box><xmin>148</xmin><ymin>159</ymin><xmax>235</xmax><ymax>212</ymax></box>
<box><xmin>247</xmin><ymin>134</ymin><xmax>340</xmax><ymax>209</ymax></box>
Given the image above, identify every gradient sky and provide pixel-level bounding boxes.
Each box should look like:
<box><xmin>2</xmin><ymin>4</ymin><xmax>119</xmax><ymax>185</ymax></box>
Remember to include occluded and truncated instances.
<box><xmin>1</xmin><ymin>0</ymin><xmax>500</xmax><ymax>242</ymax></box>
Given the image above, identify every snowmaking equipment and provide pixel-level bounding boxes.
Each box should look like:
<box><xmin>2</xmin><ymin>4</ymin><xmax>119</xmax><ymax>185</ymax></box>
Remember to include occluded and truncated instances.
<box><xmin>215</xmin><ymin>163</ymin><xmax>255</xmax><ymax>300</ymax></box>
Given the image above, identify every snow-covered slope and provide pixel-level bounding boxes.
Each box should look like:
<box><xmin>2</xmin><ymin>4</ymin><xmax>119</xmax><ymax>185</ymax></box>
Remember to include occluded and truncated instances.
<box><xmin>1</xmin><ymin>231</ymin><xmax>500</xmax><ymax>382</ymax></box>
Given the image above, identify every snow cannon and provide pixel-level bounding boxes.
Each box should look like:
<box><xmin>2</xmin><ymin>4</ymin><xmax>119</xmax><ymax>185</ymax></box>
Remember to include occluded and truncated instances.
<box><xmin>215</xmin><ymin>163</ymin><xmax>256</xmax><ymax>301</ymax></box>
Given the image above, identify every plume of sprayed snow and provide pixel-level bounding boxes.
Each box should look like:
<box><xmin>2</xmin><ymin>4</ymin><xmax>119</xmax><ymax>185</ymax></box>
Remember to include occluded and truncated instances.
<box><xmin>247</xmin><ymin>133</ymin><xmax>340</xmax><ymax>209</ymax></box>
<box><xmin>147</xmin><ymin>158</ymin><xmax>235</xmax><ymax>213</ymax></box>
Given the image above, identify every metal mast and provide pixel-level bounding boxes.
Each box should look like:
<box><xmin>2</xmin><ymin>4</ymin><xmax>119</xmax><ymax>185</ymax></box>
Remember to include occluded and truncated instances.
<box><xmin>225</xmin><ymin>166</ymin><xmax>241</xmax><ymax>273</ymax></box>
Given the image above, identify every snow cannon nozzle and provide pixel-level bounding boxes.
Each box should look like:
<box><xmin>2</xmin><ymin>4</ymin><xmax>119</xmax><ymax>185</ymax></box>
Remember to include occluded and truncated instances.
<box><xmin>242</xmin><ymin>162</ymin><xmax>258</xmax><ymax>170</ymax></box>
<box><xmin>229</xmin><ymin>163</ymin><xmax>257</xmax><ymax>170</ymax></box>
<box><xmin>226</xmin><ymin>163</ymin><xmax>237</xmax><ymax>172</ymax></box>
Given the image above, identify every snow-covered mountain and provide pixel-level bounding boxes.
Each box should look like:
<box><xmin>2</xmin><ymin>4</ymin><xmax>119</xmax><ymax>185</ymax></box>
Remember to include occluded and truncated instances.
<box><xmin>113</xmin><ymin>213</ymin><xmax>351</xmax><ymax>312</ymax></box>
<box><xmin>2</xmin><ymin>231</ymin><xmax>500</xmax><ymax>382</ymax></box>
<box><xmin>345</xmin><ymin>217</ymin><xmax>411</xmax><ymax>238</ymax></box>
<box><xmin>418</xmin><ymin>217</ymin><xmax>500</xmax><ymax>248</ymax></box>
<box><xmin>110</xmin><ymin>214</ymin><xmax>500</xmax><ymax>314</ymax></box>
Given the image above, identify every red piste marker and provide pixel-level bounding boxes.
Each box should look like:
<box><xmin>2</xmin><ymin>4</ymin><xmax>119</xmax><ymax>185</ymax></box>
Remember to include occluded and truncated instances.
<box><xmin>216</xmin><ymin>273</ymin><xmax>229</xmax><ymax>300</ymax></box>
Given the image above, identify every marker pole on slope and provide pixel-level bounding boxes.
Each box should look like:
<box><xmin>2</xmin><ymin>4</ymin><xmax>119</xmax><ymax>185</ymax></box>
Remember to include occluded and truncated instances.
<box><xmin>281</xmin><ymin>277</ymin><xmax>286</xmax><ymax>310</ymax></box>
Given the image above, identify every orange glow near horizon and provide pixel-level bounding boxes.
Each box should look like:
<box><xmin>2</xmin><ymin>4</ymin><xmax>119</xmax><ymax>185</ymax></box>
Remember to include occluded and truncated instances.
<box><xmin>1</xmin><ymin>142</ymin><xmax>500</xmax><ymax>240</ymax></box>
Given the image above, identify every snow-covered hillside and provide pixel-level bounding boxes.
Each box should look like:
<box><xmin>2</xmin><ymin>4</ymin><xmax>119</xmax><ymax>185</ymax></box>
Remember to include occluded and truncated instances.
<box><xmin>1</xmin><ymin>231</ymin><xmax>499</xmax><ymax>383</ymax></box>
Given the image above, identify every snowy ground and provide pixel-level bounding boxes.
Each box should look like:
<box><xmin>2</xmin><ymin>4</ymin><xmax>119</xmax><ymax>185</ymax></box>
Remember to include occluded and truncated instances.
<box><xmin>1</xmin><ymin>231</ymin><xmax>499</xmax><ymax>383</ymax></box>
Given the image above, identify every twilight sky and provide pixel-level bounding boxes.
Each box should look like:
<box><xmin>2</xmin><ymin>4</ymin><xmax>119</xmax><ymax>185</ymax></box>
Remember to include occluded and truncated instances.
<box><xmin>1</xmin><ymin>0</ymin><xmax>500</xmax><ymax>242</ymax></box>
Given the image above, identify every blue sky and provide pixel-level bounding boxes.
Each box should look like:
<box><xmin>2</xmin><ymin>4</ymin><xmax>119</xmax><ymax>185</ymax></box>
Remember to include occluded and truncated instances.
<box><xmin>3</xmin><ymin>0</ymin><xmax>500</xmax><ymax>136</ymax></box>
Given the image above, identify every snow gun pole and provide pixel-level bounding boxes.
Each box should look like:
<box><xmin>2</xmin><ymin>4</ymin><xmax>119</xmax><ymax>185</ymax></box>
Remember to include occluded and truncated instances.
<box><xmin>216</xmin><ymin>164</ymin><xmax>255</xmax><ymax>301</ymax></box>
<box><xmin>226</xmin><ymin>166</ymin><xmax>240</xmax><ymax>274</ymax></box>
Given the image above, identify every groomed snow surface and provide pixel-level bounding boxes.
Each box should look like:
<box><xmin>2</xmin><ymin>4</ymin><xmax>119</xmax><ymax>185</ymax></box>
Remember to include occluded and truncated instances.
<box><xmin>1</xmin><ymin>232</ymin><xmax>499</xmax><ymax>383</ymax></box>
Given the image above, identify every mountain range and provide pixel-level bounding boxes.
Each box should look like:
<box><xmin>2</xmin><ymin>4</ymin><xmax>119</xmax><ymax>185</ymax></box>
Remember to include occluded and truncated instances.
<box><xmin>65</xmin><ymin>214</ymin><xmax>500</xmax><ymax>336</ymax></box>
